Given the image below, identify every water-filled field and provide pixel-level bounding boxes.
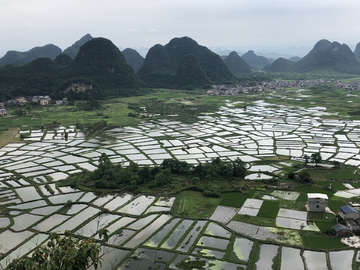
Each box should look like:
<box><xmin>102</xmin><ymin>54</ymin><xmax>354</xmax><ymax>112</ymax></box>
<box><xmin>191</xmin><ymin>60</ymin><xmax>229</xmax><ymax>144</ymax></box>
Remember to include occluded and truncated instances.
<box><xmin>1</xmin><ymin>100</ymin><xmax>359</xmax><ymax>268</ymax></box>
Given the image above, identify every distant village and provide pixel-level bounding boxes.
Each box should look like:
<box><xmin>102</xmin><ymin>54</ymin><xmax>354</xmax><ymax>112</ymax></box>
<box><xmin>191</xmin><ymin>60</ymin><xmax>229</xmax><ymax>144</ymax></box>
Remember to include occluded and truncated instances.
<box><xmin>207</xmin><ymin>79</ymin><xmax>360</xmax><ymax>95</ymax></box>
<box><xmin>0</xmin><ymin>96</ymin><xmax>68</xmax><ymax>116</ymax></box>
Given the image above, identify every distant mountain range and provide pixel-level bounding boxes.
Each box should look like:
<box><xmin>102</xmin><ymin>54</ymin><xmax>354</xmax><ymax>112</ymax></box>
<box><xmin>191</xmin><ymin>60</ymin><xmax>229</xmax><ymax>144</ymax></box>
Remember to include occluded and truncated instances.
<box><xmin>0</xmin><ymin>44</ymin><xmax>62</xmax><ymax>66</ymax></box>
<box><xmin>0</xmin><ymin>34</ymin><xmax>93</xmax><ymax>67</ymax></box>
<box><xmin>1</xmin><ymin>35</ymin><xmax>360</xmax><ymax>101</ymax></box>
<box><xmin>0</xmin><ymin>38</ymin><xmax>145</xmax><ymax>101</ymax></box>
<box><xmin>268</xmin><ymin>39</ymin><xmax>360</xmax><ymax>74</ymax></box>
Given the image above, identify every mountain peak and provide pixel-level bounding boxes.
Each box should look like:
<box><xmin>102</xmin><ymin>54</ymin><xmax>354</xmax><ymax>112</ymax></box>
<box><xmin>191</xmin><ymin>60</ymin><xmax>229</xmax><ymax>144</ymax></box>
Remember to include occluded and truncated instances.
<box><xmin>63</xmin><ymin>34</ymin><xmax>93</xmax><ymax>59</ymax></box>
<box><xmin>224</xmin><ymin>51</ymin><xmax>252</xmax><ymax>75</ymax></box>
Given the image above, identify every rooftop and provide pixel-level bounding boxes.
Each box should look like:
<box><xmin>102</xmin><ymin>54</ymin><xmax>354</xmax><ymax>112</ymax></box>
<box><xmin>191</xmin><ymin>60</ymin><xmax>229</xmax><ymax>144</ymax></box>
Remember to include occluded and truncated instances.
<box><xmin>340</xmin><ymin>205</ymin><xmax>359</xmax><ymax>214</ymax></box>
<box><xmin>307</xmin><ymin>193</ymin><xmax>328</xmax><ymax>199</ymax></box>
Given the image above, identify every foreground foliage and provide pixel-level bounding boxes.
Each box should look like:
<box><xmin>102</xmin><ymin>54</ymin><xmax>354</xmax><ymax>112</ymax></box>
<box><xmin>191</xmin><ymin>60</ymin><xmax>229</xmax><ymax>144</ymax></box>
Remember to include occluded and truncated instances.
<box><xmin>8</xmin><ymin>229</ymin><xmax>109</xmax><ymax>270</ymax></box>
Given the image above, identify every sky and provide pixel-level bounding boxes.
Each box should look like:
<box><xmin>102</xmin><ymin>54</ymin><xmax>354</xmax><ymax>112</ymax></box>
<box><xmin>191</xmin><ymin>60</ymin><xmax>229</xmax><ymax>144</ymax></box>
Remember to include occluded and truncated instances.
<box><xmin>1</xmin><ymin>0</ymin><xmax>360</xmax><ymax>57</ymax></box>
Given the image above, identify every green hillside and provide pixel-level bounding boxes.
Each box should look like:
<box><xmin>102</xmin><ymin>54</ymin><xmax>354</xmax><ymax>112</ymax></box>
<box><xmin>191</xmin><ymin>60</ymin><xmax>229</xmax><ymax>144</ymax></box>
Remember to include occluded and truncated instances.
<box><xmin>241</xmin><ymin>50</ymin><xmax>271</xmax><ymax>70</ymax></box>
<box><xmin>122</xmin><ymin>48</ymin><xmax>145</xmax><ymax>73</ymax></box>
<box><xmin>62</xmin><ymin>34</ymin><xmax>93</xmax><ymax>59</ymax></box>
<box><xmin>0</xmin><ymin>44</ymin><xmax>62</xmax><ymax>67</ymax></box>
<box><xmin>0</xmin><ymin>38</ymin><xmax>146</xmax><ymax>101</ymax></box>
<box><xmin>223</xmin><ymin>51</ymin><xmax>252</xmax><ymax>76</ymax></box>
<box><xmin>292</xmin><ymin>39</ymin><xmax>360</xmax><ymax>74</ymax></box>
<box><xmin>268</xmin><ymin>57</ymin><xmax>294</xmax><ymax>72</ymax></box>
<box><xmin>137</xmin><ymin>36</ymin><xmax>236</xmax><ymax>89</ymax></box>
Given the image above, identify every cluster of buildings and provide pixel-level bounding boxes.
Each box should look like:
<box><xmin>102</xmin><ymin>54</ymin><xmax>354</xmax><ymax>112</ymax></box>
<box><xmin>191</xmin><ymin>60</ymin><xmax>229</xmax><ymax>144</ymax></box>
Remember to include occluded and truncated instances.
<box><xmin>306</xmin><ymin>193</ymin><xmax>360</xmax><ymax>236</ymax></box>
<box><xmin>334</xmin><ymin>80</ymin><xmax>360</xmax><ymax>91</ymax></box>
<box><xmin>0</xmin><ymin>96</ymin><xmax>68</xmax><ymax>117</ymax></box>
<box><xmin>7</xmin><ymin>95</ymin><xmax>52</xmax><ymax>106</ymax></box>
<box><xmin>207</xmin><ymin>79</ymin><xmax>360</xmax><ymax>96</ymax></box>
<box><xmin>0</xmin><ymin>102</ymin><xmax>7</xmax><ymax>116</ymax></box>
<box><xmin>207</xmin><ymin>79</ymin><xmax>327</xmax><ymax>95</ymax></box>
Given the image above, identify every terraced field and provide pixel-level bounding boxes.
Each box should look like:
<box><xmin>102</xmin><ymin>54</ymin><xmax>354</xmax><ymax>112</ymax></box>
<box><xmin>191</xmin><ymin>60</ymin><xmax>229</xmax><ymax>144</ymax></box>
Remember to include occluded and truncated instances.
<box><xmin>2</xmin><ymin>99</ymin><xmax>360</xmax><ymax>269</ymax></box>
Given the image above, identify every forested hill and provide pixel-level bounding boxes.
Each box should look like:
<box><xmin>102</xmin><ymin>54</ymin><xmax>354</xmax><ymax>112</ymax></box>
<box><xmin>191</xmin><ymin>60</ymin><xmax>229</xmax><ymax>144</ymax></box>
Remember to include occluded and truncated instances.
<box><xmin>122</xmin><ymin>48</ymin><xmax>145</xmax><ymax>73</ymax></box>
<box><xmin>0</xmin><ymin>38</ymin><xmax>146</xmax><ymax>101</ymax></box>
<box><xmin>137</xmin><ymin>36</ymin><xmax>236</xmax><ymax>89</ymax></box>
<box><xmin>223</xmin><ymin>51</ymin><xmax>252</xmax><ymax>76</ymax></box>
<box><xmin>268</xmin><ymin>39</ymin><xmax>360</xmax><ymax>74</ymax></box>
<box><xmin>241</xmin><ymin>50</ymin><xmax>271</xmax><ymax>70</ymax></box>
<box><xmin>62</xmin><ymin>34</ymin><xmax>93</xmax><ymax>59</ymax></box>
<box><xmin>0</xmin><ymin>44</ymin><xmax>62</xmax><ymax>67</ymax></box>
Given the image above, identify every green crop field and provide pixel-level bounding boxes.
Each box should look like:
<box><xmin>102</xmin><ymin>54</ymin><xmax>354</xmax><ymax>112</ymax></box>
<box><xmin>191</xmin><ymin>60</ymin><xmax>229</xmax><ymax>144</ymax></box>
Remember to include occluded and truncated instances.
<box><xmin>302</xmin><ymin>236</ymin><xmax>347</xmax><ymax>249</ymax></box>
<box><xmin>173</xmin><ymin>190</ymin><xmax>221</xmax><ymax>218</ymax></box>
<box><xmin>257</xmin><ymin>201</ymin><xmax>279</xmax><ymax>218</ymax></box>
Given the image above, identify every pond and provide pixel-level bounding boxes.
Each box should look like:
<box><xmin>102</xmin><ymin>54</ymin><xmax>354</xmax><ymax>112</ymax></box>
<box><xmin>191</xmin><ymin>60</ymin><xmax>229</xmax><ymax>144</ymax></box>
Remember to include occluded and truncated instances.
<box><xmin>118</xmin><ymin>195</ymin><xmax>156</xmax><ymax>216</ymax></box>
<box><xmin>161</xmin><ymin>219</ymin><xmax>194</xmax><ymax>249</ymax></box>
<box><xmin>52</xmin><ymin>206</ymin><xmax>101</xmax><ymax>233</ymax></box>
<box><xmin>124</xmin><ymin>214</ymin><xmax>172</xmax><ymax>249</ymax></box>
<box><xmin>108</xmin><ymin>229</ymin><xmax>136</xmax><ymax>246</ymax></box>
<box><xmin>48</xmin><ymin>192</ymin><xmax>84</xmax><ymax>204</ymax></box>
<box><xmin>302</xmin><ymin>250</ymin><xmax>328</xmax><ymax>270</ymax></box>
<box><xmin>255</xmin><ymin>244</ymin><xmax>279</xmax><ymax>270</ymax></box>
<box><xmin>192</xmin><ymin>247</ymin><xmax>226</xmax><ymax>259</ymax></box>
<box><xmin>15</xmin><ymin>186</ymin><xmax>42</xmax><ymax>202</ymax></box>
<box><xmin>329</xmin><ymin>250</ymin><xmax>354</xmax><ymax>270</ymax></box>
<box><xmin>204</xmin><ymin>222</ymin><xmax>232</xmax><ymax>238</ymax></box>
<box><xmin>75</xmin><ymin>214</ymin><xmax>120</xmax><ymax>237</ymax></box>
<box><xmin>280</xmin><ymin>247</ymin><xmax>304</xmax><ymax>270</ymax></box>
<box><xmin>127</xmin><ymin>214</ymin><xmax>158</xmax><ymax>230</ymax></box>
<box><xmin>197</xmin><ymin>236</ymin><xmax>229</xmax><ymax>250</ymax></box>
<box><xmin>105</xmin><ymin>217</ymin><xmax>136</xmax><ymax>235</ymax></box>
<box><xmin>103</xmin><ymin>194</ymin><xmax>134</xmax><ymax>211</ymax></box>
<box><xmin>232</xmin><ymin>237</ymin><xmax>254</xmax><ymax>262</ymax></box>
<box><xmin>33</xmin><ymin>214</ymin><xmax>70</xmax><ymax>231</ymax></box>
<box><xmin>144</xmin><ymin>218</ymin><xmax>181</xmax><ymax>248</ymax></box>
<box><xmin>0</xmin><ymin>230</ymin><xmax>34</xmax><ymax>255</ymax></box>
<box><xmin>177</xmin><ymin>220</ymin><xmax>207</xmax><ymax>252</ymax></box>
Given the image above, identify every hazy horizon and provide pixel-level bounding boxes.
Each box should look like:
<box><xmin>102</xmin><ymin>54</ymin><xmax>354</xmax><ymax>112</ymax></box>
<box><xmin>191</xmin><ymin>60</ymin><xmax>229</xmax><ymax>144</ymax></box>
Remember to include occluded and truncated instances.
<box><xmin>0</xmin><ymin>0</ymin><xmax>359</xmax><ymax>57</ymax></box>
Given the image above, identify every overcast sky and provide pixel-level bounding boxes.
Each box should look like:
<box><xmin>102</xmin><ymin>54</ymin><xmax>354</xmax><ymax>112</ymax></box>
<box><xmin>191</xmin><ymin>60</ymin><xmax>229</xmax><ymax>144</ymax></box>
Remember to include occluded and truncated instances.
<box><xmin>1</xmin><ymin>0</ymin><xmax>360</xmax><ymax>56</ymax></box>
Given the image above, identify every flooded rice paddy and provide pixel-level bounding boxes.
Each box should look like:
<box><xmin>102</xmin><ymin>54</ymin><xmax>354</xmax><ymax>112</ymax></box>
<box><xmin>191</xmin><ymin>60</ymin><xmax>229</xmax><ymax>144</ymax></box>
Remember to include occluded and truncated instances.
<box><xmin>1</xmin><ymin>100</ymin><xmax>360</xmax><ymax>268</ymax></box>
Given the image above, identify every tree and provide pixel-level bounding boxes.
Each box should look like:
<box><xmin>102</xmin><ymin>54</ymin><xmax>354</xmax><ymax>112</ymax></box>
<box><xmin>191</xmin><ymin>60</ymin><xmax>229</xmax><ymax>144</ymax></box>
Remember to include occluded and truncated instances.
<box><xmin>8</xmin><ymin>229</ymin><xmax>109</xmax><ymax>270</ymax></box>
<box><xmin>297</xmin><ymin>171</ymin><xmax>312</xmax><ymax>183</ymax></box>
<box><xmin>333</xmin><ymin>160</ymin><xmax>340</xmax><ymax>168</ymax></box>
<box><xmin>232</xmin><ymin>158</ymin><xmax>247</xmax><ymax>177</ymax></box>
<box><xmin>303</xmin><ymin>154</ymin><xmax>310</xmax><ymax>165</ymax></box>
<box><xmin>311</xmin><ymin>152</ymin><xmax>322</xmax><ymax>166</ymax></box>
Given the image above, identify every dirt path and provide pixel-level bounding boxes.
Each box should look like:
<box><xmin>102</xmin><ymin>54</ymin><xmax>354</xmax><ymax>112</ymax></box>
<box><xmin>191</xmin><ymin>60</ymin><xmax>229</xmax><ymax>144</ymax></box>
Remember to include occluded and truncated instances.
<box><xmin>0</xmin><ymin>127</ymin><xmax>20</xmax><ymax>147</ymax></box>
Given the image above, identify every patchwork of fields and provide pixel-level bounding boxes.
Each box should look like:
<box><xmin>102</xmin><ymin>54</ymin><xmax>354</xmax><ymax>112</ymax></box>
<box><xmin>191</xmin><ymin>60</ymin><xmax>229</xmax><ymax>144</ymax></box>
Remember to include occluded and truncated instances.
<box><xmin>1</xmin><ymin>100</ymin><xmax>360</xmax><ymax>269</ymax></box>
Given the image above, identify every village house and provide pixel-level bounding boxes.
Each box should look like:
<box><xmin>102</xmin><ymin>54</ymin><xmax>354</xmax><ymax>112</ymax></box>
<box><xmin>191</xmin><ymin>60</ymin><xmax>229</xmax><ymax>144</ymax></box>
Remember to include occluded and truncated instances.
<box><xmin>0</xmin><ymin>108</ymin><xmax>7</xmax><ymax>116</ymax></box>
<box><xmin>14</xmin><ymin>97</ymin><xmax>27</xmax><ymax>106</ymax></box>
<box><xmin>307</xmin><ymin>193</ymin><xmax>328</xmax><ymax>212</ymax></box>
<box><xmin>339</xmin><ymin>205</ymin><xmax>360</xmax><ymax>220</ymax></box>
<box><xmin>39</xmin><ymin>95</ymin><xmax>51</xmax><ymax>106</ymax></box>
<box><xmin>55</xmin><ymin>98</ymin><xmax>68</xmax><ymax>106</ymax></box>
<box><xmin>332</xmin><ymin>223</ymin><xmax>353</xmax><ymax>237</ymax></box>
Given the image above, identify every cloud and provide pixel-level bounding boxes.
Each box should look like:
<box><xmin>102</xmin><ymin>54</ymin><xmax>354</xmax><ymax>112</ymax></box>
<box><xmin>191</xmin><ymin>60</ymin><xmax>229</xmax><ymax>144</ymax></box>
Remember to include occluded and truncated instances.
<box><xmin>149</xmin><ymin>28</ymin><xmax>157</xmax><ymax>32</ymax></box>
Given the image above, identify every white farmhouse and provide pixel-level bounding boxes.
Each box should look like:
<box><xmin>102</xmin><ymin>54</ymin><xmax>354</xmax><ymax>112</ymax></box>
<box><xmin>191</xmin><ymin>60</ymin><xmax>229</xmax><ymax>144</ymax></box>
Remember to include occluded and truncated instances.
<box><xmin>307</xmin><ymin>193</ymin><xmax>328</xmax><ymax>212</ymax></box>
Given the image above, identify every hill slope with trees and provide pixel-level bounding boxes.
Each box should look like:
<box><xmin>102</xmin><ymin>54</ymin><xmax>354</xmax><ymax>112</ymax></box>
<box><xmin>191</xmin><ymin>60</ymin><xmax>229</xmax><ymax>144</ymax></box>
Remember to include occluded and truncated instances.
<box><xmin>0</xmin><ymin>38</ymin><xmax>146</xmax><ymax>101</ymax></box>
<box><xmin>223</xmin><ymin>51</ymin><xmax>252</xmax><ymax>76</ymax></box>
<box><xmin>0</xmin><ymin>44</ymin><xmax>62</xmax><ymax>67</ymax></box>
<box><xmin>241</xmin><ymin>50</ymin><xmax>271</xmax><ymax>70</ymax></box>
<box><xmin>137</xmin><ymin>36</ymin><xmax>236</xmax><ymax>89</ymax></box>
<box><xmin>62</xmin><ymin>33</ymin><xmax>93</xmax><ymax>59</ymax></box>
<box><xmin>122</xmin><ymin>48</ymin><xmax>145</xmax><ymax>72</ymax></box>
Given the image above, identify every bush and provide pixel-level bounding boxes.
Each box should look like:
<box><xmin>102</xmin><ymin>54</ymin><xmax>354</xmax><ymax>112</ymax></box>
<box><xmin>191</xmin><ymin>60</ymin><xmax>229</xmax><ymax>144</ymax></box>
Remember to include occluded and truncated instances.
<box><xmin>202</xmin><ymin>189</ymin><xmax>221</xmax><ymax>198</ymax></box>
